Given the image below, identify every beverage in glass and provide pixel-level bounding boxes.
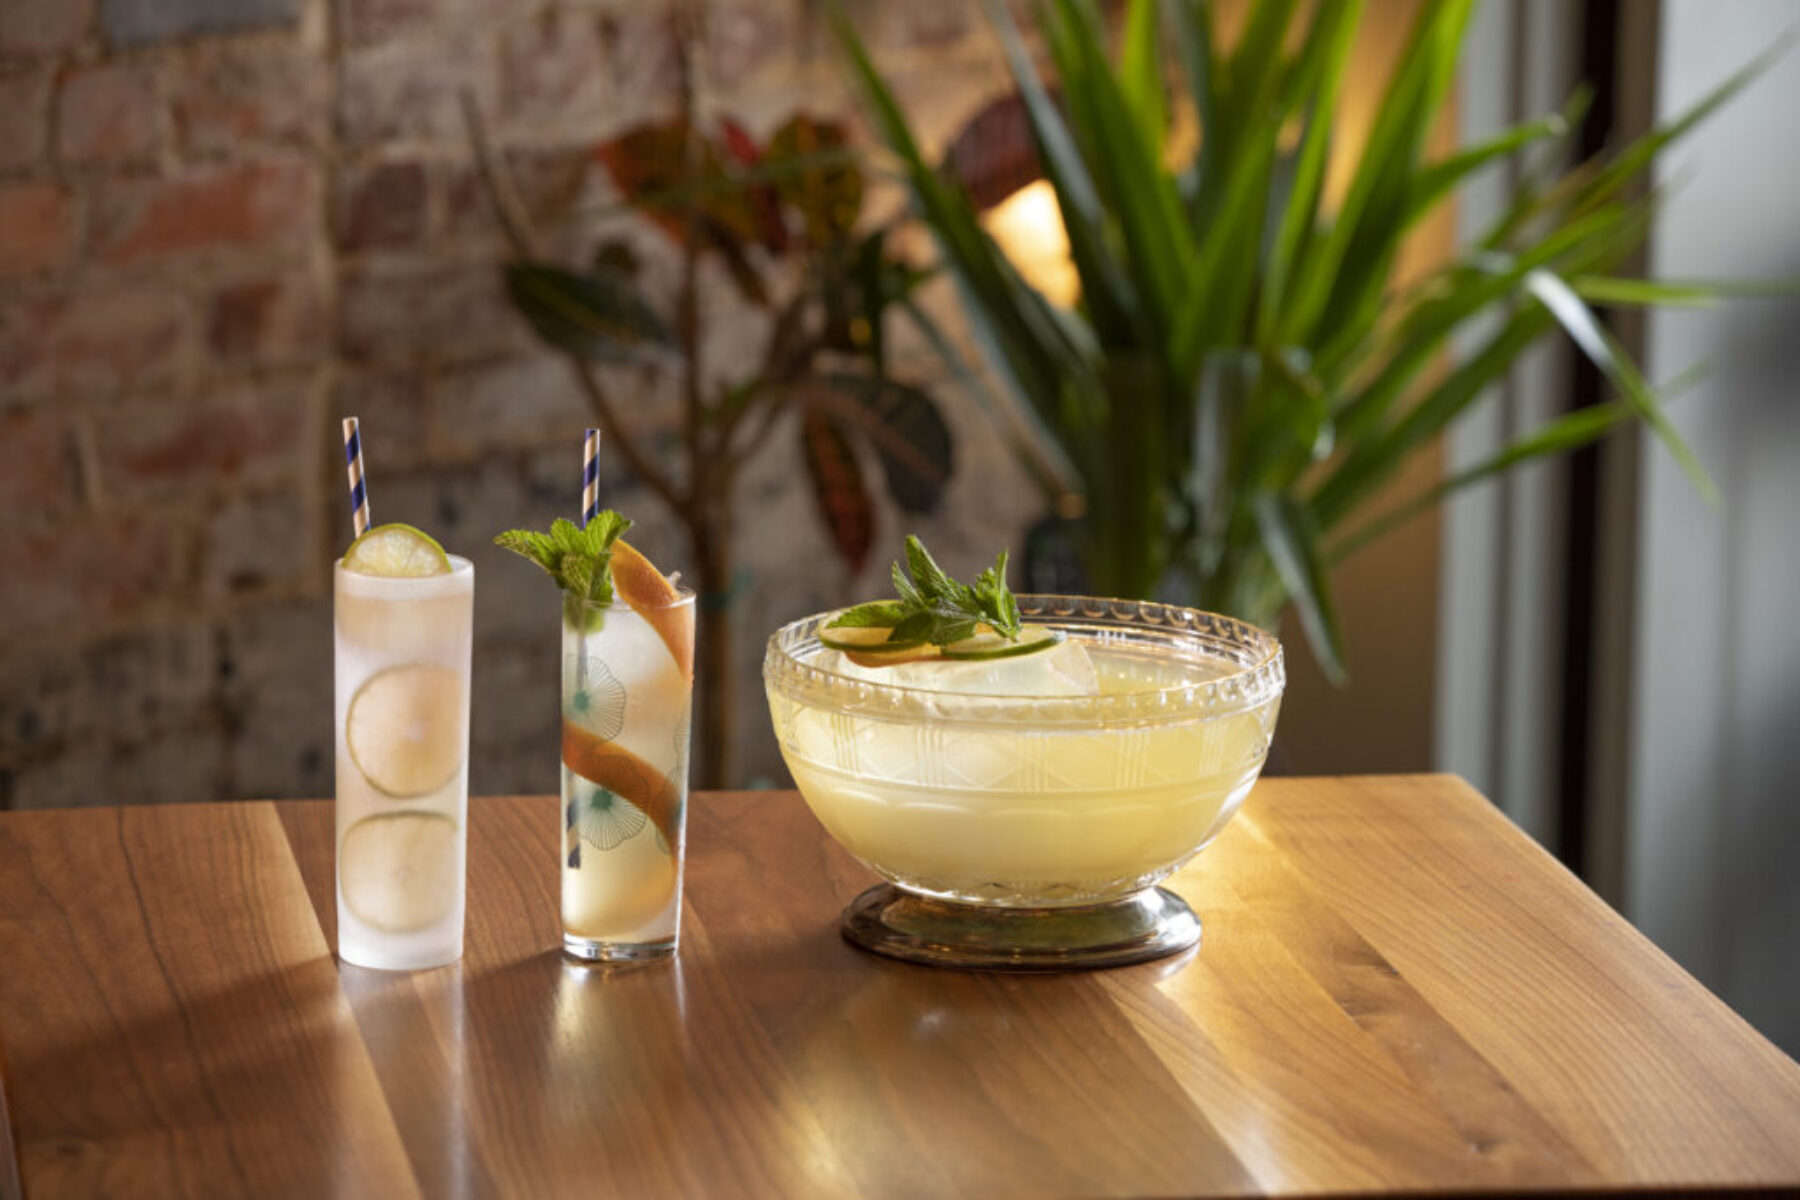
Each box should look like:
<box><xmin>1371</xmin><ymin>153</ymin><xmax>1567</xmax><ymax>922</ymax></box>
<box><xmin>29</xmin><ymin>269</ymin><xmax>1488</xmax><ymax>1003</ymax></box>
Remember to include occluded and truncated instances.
<box><xmin>764</xmin><ymin>595</ymin><xmax>1283</xmax><ymax>969</ymax></box>
<box><xmin>334</xmin><ymin>556</ymin><xmax>473</xmax><ymax>970</ymax></box>
<box><xmin>559</xmin><ymin>590</ymin><xmax>696</xmax><ymax>961</ymax></box>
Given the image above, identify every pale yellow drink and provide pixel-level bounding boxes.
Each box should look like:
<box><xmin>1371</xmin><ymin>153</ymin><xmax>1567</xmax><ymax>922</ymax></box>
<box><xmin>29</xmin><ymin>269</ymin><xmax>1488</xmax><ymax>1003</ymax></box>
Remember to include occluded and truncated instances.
<box><xmin>768</xmin><ymin>640</ymin><xmax>1278</xmax><ymax>906</ymax></box>
<box><xmin>559</xmin><ymin>593</ymin><xmax>694</xmax><ymax>960</ymax></box>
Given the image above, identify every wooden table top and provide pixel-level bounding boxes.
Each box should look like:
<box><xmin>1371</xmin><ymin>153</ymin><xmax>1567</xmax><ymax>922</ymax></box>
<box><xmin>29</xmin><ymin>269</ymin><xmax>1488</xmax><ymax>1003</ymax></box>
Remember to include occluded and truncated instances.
<box><xmin>3</xmin><ymin>778</ymin><xmax>1800</xmax><ymax>1198</ymax></box>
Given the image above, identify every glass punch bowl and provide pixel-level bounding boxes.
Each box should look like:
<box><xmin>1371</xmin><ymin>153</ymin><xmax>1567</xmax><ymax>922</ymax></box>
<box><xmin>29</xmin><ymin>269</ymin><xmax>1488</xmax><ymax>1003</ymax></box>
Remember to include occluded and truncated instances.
<box><xmin>763</xmin><ymin>596</ymin><xmax>1285</xmax><ymax>970</ymax></box>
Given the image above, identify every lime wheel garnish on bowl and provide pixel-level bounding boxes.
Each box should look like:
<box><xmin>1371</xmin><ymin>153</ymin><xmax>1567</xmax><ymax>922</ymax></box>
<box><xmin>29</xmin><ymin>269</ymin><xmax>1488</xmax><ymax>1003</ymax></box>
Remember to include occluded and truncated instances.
<box><xmin>822</xmin><ymin>536</ymin><xmax>1063</xmax><ymax>670</ymax></box>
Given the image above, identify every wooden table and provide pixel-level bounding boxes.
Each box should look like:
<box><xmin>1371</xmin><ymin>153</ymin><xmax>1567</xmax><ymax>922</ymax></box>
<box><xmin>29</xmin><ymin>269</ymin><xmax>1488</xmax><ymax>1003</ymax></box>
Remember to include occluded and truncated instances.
<box><xmin>3</xmin><ymin>778</ymin><xmax>1800</xmax><ymax>1198</ymax></box>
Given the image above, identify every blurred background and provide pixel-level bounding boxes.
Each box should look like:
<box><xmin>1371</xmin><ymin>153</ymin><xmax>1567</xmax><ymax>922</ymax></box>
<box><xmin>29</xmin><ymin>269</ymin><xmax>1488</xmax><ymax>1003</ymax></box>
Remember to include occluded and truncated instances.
<box><xmin>0</xmin><ymin>0</ymin><xmax>1795</xmax><ymax>1052</ymax></box>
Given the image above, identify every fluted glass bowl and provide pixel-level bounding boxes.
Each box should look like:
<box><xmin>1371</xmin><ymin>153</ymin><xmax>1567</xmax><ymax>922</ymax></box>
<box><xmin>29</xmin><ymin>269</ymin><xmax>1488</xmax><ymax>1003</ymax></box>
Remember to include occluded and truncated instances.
<box><xmin>764</xmin><ymin>596</ymin><xmax>1284</xmax><ymax>970</ymax></box>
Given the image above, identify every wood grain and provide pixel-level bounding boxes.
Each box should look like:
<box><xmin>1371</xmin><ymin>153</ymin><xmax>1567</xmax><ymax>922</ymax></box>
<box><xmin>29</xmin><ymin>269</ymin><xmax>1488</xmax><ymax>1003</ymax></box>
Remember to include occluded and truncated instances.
<box><xmin>3</xmin><ymin>778</ymin><xmax>1800</xmax><ymax>1199</ymax></box>
<box><xmin>0</xmin><ymin>802</ymin><xmax>418</xmax><ymax>1198</ymax></box>
<box><xmin>0</xmin><ymin>1032</ymin><xmax>21</xmax><ymax>1200</ymax></box>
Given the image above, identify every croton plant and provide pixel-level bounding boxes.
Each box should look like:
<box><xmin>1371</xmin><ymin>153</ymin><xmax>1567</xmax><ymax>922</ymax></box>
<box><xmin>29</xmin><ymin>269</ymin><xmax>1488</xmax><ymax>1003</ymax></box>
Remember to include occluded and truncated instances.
<box><xmin>475</xmin><ymin>104</ymin><xmax>954</xmax><ymax>785</ymax></box>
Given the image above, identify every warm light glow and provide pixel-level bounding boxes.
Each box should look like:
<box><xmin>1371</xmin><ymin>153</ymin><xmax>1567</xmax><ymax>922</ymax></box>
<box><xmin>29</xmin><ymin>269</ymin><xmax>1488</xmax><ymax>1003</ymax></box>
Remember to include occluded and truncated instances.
<box><xmin>981</xmin><ymin>179</ymin><xmax>1081</xmax><ymax>309</ymax></box>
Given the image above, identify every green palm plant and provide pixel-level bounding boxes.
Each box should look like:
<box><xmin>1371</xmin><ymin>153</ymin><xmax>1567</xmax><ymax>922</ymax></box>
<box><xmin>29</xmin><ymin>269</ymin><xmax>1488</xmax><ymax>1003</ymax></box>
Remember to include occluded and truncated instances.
<box><xmin>836</xmin><ymin>0</ymin><xmax>1782</xmax><ymax>680</ymax></box>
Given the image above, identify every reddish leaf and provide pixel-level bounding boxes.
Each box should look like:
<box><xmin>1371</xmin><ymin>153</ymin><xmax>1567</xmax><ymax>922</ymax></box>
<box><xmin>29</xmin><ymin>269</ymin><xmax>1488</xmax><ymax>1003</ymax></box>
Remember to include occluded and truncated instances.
<box><xmin>941</xmin><ymin>91</ymin><xmax>1047</xmax><ymax>210</ymax></box>
<box><xmin>800</xmin><ymin>408</ymin><xmax>874</xmax><ymax>573</ymax></box>
<box><xmin>719</xmin><ymin>117</ymin><xmax>761</xmax><ymax>166</ymax></box>
<box><xmin>595</xmin><ymin>119</ymin><xmax>695</xmax><ymax>242</ymax></box>
<box><xmin>767</xmin><ymin>115</ymin><xmax>863</xmax><ymax>247</ymax></box>
<box><xmin>802</xmin><ymin>374</ymin><xmax>953</xmax><ymax>514</ymax></box>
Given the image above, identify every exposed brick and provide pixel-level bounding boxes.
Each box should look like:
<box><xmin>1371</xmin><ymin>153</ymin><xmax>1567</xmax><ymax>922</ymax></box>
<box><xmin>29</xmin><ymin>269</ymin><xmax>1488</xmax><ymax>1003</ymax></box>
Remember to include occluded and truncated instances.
<box><xmin>94</xmin><ymin>157</ymin><xmax>318</xmax><ymax>266</ymax></box>
<box><xmin>0</xmin><ymin>514</ymin><xmax>189</xmax><ymax>641</ymax></box>
<box><xmin>9</xmin><ymin>727</ymin><xmax>227</xmax><ymax>807</ymax></box>
<box><xmin>338</xmin><ymin>37</ymin><xmax>485</xmax><ymax>148</ymax></box>
<box><xmin>99</xmin><ymin>382</ymin><xmax>311</xmax><ymax>501</ymax></box>
<box><xmin>601</xmin><ymin>7</ymin><xmax>679</xmax><ymax>114</ymax></box>
<box><xmin>205</xmin><ymin>490</ymin><xmax>307</xmax><ymax>597</ymax></box>
<box><xmin>0</xmin><ymin>182</ymin><xmax>76</xmax><ymax>277</ymax></box>
<box><xmin>894</xmin><ymin>2</ymin><xmax>980</xmax><ymax>49</ymax></box>
<box><xmin>0</xmin><ymin>406</ymin><xmax>82</xmax><ymax>513</ymax></box>
<box><xmin>469</xmin><ymin>634</ymin><xmax>558</xmax><ymax>795</ymax></box>
<box><xmin>337</xmin><ymin>260</ymin><xmax>523</xmax><ymax>363</ymax></box>
<box><xmin>172</xmin><ymin>40</ymin><xmax>324</xmax><ymax>157</ymax></box>
<box><xmin>432</xmin><ymin>353</ymin><xmax>585</xmax><ymax>458</ymax></box>
<box><xmin>206</xmin><ymin>271</ymin><xmax>327</xmax><ymax>366</ymax></box>
<box><xmin>336</xmin><ymin>0</ymin><xmax>442</xmax><ymax>47</ymax></box>
<box><xmin>499</xmin><ymin>9</ymin><xmax>608</xmax><ymax>122</ymax></box>
<box><xmin>219</xmin><ymin>599</ymin><xmax>332</xmax><ymax>799</ymax></box>
<box><xmin>56</xmin><ymin>61</ymin><xmax>160</xmax><ymax>164</ymax></box>
<box><xmin>0</xmin><ymin>287</ymin><xmax>189</xmax><ymax>400</ymax></box>
<box><xmin>0</xmin><ymin>623</ymin><xmax>216</xmax><ymax>756</ymax></box>
<box><xmin>701</xmin><ymin>3</ymin><xmax>801</xmax><ymax>93</ymax></box>
<box><xmin>98</xmin><ymin>0</ymin><xmax>301</xmax><ymax>49</ymax></box>
<box><xmin>333</xmin><ymin>368</ymin><xmax>430</xmax><ymax>467</ymax></box>
<box><xmin>833</xmin><ymin>0</ymin><xmax>981</xmax><ymax>55</ymax></box>
<box><xmin>335</xmin><ymin>159</ymin><xmax>427</xmax><ymax>251</ymax></box>
<box><xmin>0</xmin><ymin>0</ymin><xmax>92</xmax><ymax>57</ymax></box>
<box><xmin>374</xmin><ymin>453</ymin><xmax>555</xmax><ymax>573</ymax></box>
<box><xmin>0</xmin><ymin>69</ymin><xmax>51</xmax><ymax>172</ymax></box>
<box><xmin>442</xmin><ymin>144</ymin><xmax>593</xmax><ymax>240</ymax></box>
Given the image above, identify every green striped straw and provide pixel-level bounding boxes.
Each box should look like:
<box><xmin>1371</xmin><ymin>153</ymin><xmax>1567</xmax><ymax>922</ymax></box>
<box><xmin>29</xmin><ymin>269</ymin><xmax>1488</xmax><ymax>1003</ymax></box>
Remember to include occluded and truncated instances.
<box><xmin>343</xmin><ymin>417</ymin><xmax>370</xmax><ymax>538</ymax></box>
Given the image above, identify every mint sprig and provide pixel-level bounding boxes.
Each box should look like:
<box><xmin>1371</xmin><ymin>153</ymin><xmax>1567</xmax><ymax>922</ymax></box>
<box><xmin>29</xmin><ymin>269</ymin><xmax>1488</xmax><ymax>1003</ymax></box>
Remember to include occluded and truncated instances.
<box><xmin>830</xmin><ymin>535</ymin><xmax>1025</xmax><ymax>645</ymax></box>
<box><xmin>495</xmin><ymin>512</ymin><xmax>632</xmax><ymax>624</ymax></box>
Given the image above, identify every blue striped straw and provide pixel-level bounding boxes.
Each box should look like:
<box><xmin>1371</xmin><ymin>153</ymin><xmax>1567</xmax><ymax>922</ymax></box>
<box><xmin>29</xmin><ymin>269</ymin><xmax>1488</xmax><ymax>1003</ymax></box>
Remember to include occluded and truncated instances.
<box><xmin>581</xmin><ymin>427</ymin><xmax>600</xmax><ymax>528</ymax></box>
<box><xmin>343</xmin><ymin>417</ymin><xmax>370</xmax><ymax>538</ymax></box>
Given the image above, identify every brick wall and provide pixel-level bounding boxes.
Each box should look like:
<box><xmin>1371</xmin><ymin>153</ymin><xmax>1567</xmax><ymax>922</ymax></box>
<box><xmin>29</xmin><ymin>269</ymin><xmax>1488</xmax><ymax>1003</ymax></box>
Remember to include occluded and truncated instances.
<box><xmin>0</xmin><ymin>0</ymin><xmax>1038</xmax><ymax>805</ymax></box>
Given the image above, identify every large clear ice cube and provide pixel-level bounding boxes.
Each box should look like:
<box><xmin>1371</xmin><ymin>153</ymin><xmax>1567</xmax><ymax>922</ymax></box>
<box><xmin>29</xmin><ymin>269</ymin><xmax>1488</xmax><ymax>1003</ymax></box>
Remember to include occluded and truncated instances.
<box><xmin>825</xmin><ymin>639</ymin><xmax>1099</xmax><ymax>697</ymax></box>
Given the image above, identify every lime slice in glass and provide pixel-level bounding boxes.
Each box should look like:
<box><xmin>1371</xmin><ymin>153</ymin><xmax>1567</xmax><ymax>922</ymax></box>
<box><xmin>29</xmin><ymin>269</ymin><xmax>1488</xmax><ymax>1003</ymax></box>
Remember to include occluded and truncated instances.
<box><xmin>340</xmin><ymin>811</ymin><xmax>458</xmax><ymax>932</ymax></box>
<box><xmin>342</xmin><ymin>523</ymin><xmax>451</xmax><ymax>577</ymax></box>
<box><xmin>939</xmin><ymin>625</ymin><xmax>1065</xmax><ymax>662</ymax></box>
<box><xmin>346</xmin><ymin>663</ymin><xmax>465</xmax><ymax>797</ymax></box>
<box><xmin>819</xmin><ymin>623</ymin><xmax>927</xmax><ymax>653</ymax></box>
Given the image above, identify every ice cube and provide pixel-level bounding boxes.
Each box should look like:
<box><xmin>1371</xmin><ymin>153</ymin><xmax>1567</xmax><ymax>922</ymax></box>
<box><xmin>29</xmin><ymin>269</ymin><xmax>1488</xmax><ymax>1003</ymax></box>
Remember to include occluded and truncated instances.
<box><xmin>827</xmin><ymin>639</ymin><xmax>1099</xmax><ymax>697</ymax></box>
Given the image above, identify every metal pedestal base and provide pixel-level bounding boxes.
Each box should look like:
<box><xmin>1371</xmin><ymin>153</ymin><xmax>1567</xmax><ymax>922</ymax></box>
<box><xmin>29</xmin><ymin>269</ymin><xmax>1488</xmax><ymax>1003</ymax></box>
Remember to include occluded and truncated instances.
<box><xmin>841</xmin><ymin>883</ymin><xmax>1200</xmax><ymax>972</ymax></box>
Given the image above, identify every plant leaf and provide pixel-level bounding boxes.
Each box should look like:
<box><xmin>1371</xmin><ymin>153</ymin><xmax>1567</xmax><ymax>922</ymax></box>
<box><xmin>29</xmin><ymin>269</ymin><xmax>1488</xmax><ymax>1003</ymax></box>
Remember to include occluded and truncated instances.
<box><xmin>1254</xmin><ymin>492</ymin><xmax>1346</xmax><ymax>683</ymax></box>
<box><xmin>834</xmin><ymin>6</ymin><xmax>1100</xmax><ymax>434</ymax></box>
<box><xmin>897</xmin><ymin>296</ymin><xmax>1079</xmax><ymax>505</ymax></box>
<box><xmin>829</xmin><ymin>600</ymin><xmax>910</xmax><ymax>628</ymax></box>
<box><xmin>1119</xmin><ymin>0</ymin><xmax>1165</xmax><ymax>148</ymax></box>
<box><xmin>1332</xmin><ymin>401</ymin><xmax>1634</xmax><ymax>561</ymax></box>
<box><xmin>1255</xmin><ymin>0</ymin><xmax>1364</xmax><ymax>344</ymax></box>
<box><xmin>799</xmin><ymin>409</ymin><xmax>875</xmax><ymax>573</ymax></box>
<box><xmin>767</xmin><ymin>115</ymin><xmax>864</xmax><ymax>246</ymax></box>
<box><xmin>1522</xmin><ymin>268</ymin><xmax>1715</xmax><ymax>502</ymax></box>
<box><xmin>1574</xmin><ymin>274</ymin><xmax>1800</xmax><ymax>307</ymax></box>
<box><xmin>504</xmin><ymin>263</ymin><xmax>672</xmax><ymax>362</ymax></box>
<box><xmin>808</xmin><ymin>374</ymin><xmax>955</xmax><ymax>514</ymax></box>
<box><xmin>982</xmin><ymin>0</ymin><xmax>1144</xmax><ymax>343</ymax></box>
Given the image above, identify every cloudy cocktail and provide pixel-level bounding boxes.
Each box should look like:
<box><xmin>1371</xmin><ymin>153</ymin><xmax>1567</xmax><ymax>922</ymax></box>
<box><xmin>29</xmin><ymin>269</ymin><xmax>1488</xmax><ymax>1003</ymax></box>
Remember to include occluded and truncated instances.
<box><xmin>764</xmin><ymin>539</ymin><xmax>1284</xmax><ymax>969</ymax></box>
<box><xmin>334</xmin><ymin>524</ymin><xmax>472</xmax><ymax>971</ymax></box>
<box><xmin>498</xmin><ymin>507</ymin><xmax>694</xmax><ymax>963</ymax></box>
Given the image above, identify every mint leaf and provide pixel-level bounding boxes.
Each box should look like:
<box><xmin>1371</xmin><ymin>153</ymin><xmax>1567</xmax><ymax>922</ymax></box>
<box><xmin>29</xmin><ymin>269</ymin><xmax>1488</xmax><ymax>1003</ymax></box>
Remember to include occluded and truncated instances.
<box><xmin>970</xmin><ymin>550</ymin><xmax>1022</xmax><ymax>637</ymax></box>
<box><xmin>829</xmin><ymin>600</ymin><xmax>910</xmax><ymax>628</ymax></box>
<box><xmin>495</xmin><ymin>510</ymin><xmax>633</xmax><ymax>608</ymax></box>
<box><xmin>891</xmin><ymin>561</ymin><xmax>924</xmax><ymax>608</ymax></box>
<box><xmin>837</xmin><ymin>535</ymin><xmax>1028</xmax><ymax>648</ymax></box>
<box><xmin>904</xmin><ymin>536</ymin><xmax>958</xmax><ymax>602</ymax></box>
<box><xmin>929</xmin><ymin>616</ymin><xmax>979</xmax><ymax>646</ymax></box>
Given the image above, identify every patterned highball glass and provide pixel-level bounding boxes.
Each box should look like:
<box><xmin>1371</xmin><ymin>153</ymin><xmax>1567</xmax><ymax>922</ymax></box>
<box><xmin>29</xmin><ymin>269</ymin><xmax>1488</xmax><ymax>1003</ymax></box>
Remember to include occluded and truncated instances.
<box><xmin>559</xmin><ymin>591</ymin><xmax>696</xmax><ymax>962</ymax></box>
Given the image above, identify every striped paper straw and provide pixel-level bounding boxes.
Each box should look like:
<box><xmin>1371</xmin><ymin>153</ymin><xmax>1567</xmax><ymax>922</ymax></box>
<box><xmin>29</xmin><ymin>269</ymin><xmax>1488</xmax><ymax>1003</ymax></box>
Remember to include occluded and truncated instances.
<box><xmin>343</xmin><ymin>417</ymin><xmax>370</xmax><ymax>538</ymax></box>
<box><xmin>581</xmin><ymin>427</ymin><xmax>600</xmax><ymax>528</ymax></box>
